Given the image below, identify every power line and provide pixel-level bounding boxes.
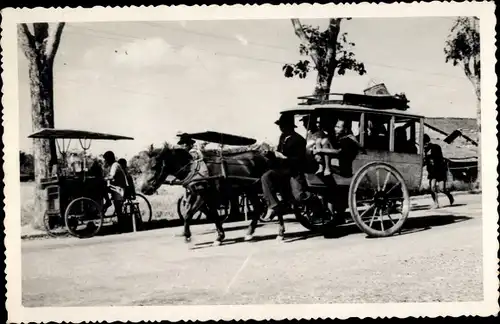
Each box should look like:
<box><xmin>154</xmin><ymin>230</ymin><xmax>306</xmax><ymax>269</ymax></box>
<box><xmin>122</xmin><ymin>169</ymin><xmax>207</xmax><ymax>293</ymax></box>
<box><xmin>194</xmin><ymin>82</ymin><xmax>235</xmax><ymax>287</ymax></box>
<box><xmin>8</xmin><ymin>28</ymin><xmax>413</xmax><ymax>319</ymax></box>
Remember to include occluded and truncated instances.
<box><xmin>141</xmin><ymin>21</ymin><xmax>291</xmax><ymax>51</ymax></box>
<box><xmin>66</xmin><ymin>24</ymin><xmax>468</xmax><ymax>82</ymax></box>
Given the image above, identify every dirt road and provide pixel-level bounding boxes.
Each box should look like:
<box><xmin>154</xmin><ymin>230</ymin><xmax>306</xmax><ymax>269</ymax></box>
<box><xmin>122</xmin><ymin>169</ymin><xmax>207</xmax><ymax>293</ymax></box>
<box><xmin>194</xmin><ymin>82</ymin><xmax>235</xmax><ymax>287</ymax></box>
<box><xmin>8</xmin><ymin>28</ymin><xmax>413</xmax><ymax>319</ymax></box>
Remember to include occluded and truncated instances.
<box><xmin>22</xmin><ymin>193</ymin><xmax>483</xmax><ymax>306</ymax></box>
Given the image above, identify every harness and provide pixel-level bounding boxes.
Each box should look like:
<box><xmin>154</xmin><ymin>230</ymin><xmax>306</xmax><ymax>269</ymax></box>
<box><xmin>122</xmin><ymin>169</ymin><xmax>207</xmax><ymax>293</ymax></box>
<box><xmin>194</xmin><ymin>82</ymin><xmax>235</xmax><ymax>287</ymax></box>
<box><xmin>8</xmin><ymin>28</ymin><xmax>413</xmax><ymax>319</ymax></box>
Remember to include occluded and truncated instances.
<box><xmin>160</xmin><ymin>157</ymin><xmax>208</xmax><ymax>190</ymax></box>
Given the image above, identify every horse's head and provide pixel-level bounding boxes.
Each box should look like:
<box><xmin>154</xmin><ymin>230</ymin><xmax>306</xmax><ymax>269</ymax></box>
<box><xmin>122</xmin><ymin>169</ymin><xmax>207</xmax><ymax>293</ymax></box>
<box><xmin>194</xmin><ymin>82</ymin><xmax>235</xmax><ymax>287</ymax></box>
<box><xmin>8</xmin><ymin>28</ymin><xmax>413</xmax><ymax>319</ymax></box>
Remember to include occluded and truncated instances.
<box><xmin>138</xmin><ymin>144</ymin><xmax>193</xmax><ymax>195</ymax></box>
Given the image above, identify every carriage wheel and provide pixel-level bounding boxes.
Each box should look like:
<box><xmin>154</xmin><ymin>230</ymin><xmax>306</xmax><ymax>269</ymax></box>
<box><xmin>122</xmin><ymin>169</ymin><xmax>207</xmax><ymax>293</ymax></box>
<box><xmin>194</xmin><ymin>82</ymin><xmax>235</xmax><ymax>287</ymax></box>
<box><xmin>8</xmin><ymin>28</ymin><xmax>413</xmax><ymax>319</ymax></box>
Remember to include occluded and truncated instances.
<box><xmin>64</xmin><ymin>197</ymin><xmax>104</xmax><ymax>239</ymax></box>
<box><xmin>293</xmin><ymin>198</ymin><xmax>336</xmax><ymax>233</ymax></box>
<box><xmin>43</xmin><ymin>212</ymin><xmax>70</xmax><ymax>237</ymax></box>
<box><xmin>133</xmin><ymin>193</ymin><xmax>153</xmax><ymax>223</ymax></box>
<box><xmin>348</xmin><ymin>162</ymin><xmax>410</xmax><ymax>238</ymax></box>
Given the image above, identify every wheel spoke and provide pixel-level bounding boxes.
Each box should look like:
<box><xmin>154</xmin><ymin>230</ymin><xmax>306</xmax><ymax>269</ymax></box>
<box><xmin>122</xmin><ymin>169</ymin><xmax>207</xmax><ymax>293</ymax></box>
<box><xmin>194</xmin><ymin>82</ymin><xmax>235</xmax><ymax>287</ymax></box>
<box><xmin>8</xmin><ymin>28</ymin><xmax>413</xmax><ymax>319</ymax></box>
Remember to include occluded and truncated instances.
<box><xmin>379</xmin><ymin>208</ymin><xmax>384</xmax><ymax>231</ymax></box>
<box><xmin>386</xmin><ymin>209</ymin><xmax>397</xmax><ymax>226</ymax></box>
<box><xmin>382</xmin><ymin>171</ymin><xmax>392</xmax><ymax>192</ymax></box>
<box><xmin>376</xmin><ymin>169</ymin><xmax>380</xmax><ymax>191</ymax></box>
<box><xmin>360</xmin><ymin>203</ymin><xmax>376</xmax><ymax>218</ymax></box>
<box><xmin>369</xmin><ymin>207</ymin><xmax>377</xmax><ymax>227</ymax></box>
<box><xmin>386</xmin><ymin>181</ymin><xmax>401</xmax><ymax>195</ymax></box>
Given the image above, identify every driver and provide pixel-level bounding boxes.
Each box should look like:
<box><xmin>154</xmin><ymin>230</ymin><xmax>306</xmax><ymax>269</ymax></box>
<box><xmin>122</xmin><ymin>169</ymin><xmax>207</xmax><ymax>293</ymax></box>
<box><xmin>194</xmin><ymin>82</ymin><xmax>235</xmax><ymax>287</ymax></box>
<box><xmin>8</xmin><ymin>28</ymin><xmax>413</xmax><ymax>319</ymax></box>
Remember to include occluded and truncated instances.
<box><xmin>103</xmin><ymin>151</ymin><xmax>129</xmax><ymax>232</ymax></box>
<box><xmin>260</xmin><ymin>114</ymin><xmax>309</xmax><ymax>220</ymax></box>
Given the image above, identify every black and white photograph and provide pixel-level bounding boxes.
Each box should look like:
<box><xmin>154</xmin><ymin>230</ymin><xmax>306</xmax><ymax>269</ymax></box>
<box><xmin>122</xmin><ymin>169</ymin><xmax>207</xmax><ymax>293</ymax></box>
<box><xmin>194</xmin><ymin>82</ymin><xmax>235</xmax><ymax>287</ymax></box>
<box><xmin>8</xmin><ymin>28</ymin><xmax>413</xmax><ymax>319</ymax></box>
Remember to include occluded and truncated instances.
<box><xmin>2</xmin><ymin>2</ymin><xmax>498</xmax><ymax>322</ymax></box>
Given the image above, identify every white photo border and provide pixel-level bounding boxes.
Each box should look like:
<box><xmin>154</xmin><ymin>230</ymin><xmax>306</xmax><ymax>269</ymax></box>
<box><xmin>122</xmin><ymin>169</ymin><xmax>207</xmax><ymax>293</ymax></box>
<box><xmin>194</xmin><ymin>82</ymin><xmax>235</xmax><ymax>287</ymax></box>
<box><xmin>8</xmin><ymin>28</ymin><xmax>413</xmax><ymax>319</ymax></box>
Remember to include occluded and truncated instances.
<box><xmin>2</xmin><ymin>1</ymin><xmax>498</xmax><ymax>322</ymax></box>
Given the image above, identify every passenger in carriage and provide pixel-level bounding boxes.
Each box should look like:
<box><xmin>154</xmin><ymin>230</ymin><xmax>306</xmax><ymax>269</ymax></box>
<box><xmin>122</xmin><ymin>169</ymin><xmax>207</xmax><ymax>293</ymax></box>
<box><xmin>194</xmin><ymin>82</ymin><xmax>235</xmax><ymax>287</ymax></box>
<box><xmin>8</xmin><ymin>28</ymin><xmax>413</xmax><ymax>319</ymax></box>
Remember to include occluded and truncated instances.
<box><xmin>89</xmin><ymin>157</ymin><xmax>113</xmax><ymax>211</ymax></box>
<box><xmin>300</xmin><ymin>115</ymin><xmax>324</xmax><ymax>152</ymax></box>
<box><xmin>313</xmin><ymin>119</ymin><xmax>363</xmax><ymax>178</ymax></box>
<box><xmin>313</xmin><ymin>115</ymin><xmax>337</xmax><ymax>176</ymax></box>
<box><xmin>365</xmin><ymin>119</ymin><xmax>389</xmax><ymax>150</ymax></box>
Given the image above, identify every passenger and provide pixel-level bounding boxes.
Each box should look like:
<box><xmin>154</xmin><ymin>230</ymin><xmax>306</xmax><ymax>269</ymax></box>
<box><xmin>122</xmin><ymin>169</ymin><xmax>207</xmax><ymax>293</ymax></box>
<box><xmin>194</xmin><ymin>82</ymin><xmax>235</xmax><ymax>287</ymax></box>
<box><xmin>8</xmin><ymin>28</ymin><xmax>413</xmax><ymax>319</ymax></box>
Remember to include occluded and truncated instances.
<box><xmin>89</xmin><ymin>158</ymin><xmax>113</xmax><ymax>210</ymax></box>
<box><xmin>177</xmin><ymin>134</ymin><xmax>209</xmax><ymax>178</ymax></box>
<box><xmin>423</xmin><ymin>134</ymin><xmax>454</xmax><ymax>208</ymax></box>
<box><xmin>300</xmin><ymin>115</ymin><xmax>324</xmax><ymax>152</ymax></box>
<box><xmin>103</xmin><ymin>151</ymin><xmax>129</xmax><ymax>232</ymax></box>
<box><xmin>366</xmin><ymin>120</ymin><xmax>389</xmax><ymax>150</ymax></box>
<box><xmin>313</xmin><ymin>115</ymin><xmax>337</xmax><ymax>176</ymax></box>
<box><xmin>118</xmin><ymin>158</ymin><xmax>136</xmax><ymax>200</ymax></box>
<box><xmin>260</xmin><ymin>114</ymin><xmax>309</xmax><ymax>220</ymax></box>
<box><xmin>313</xmin><ymin>119</ymin><xmax>363</xmax><ymax>178</ymax></box>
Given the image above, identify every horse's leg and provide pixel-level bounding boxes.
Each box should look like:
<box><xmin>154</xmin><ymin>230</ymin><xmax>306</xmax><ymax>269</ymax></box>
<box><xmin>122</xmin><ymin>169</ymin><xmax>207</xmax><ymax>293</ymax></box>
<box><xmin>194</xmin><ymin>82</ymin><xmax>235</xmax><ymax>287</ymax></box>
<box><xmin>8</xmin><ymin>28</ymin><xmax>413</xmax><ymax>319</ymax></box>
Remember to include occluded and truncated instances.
<box><xmin>183</xmin><ymin>193</ymin><xmax>204</xmax><ymax>243</ymax></box>
<box><xmin>244</xmin><ymin>190</ymin><xmax>263</xmax><ymax>241</ymax></box>
<box><xmin>276</xmin><ymin>212</ymin><xmax>285</xmax><ymax>241</ymax></box>
<box><xmin>204</xmin><ymin>192</ymin><xmax>225</xmax><ymax>246</ymax></box>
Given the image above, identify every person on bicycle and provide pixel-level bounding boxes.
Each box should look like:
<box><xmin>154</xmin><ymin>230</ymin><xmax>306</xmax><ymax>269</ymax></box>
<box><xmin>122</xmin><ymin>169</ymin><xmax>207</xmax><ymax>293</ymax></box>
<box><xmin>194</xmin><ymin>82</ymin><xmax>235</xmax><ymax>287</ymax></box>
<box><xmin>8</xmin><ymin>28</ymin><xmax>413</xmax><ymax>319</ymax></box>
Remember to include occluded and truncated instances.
<box><xmin>103</xmin><ymin>151</ymin><xmax>129</xmax><ymax>232</ymax></box>
<box><xmin>118</xmin><ymin>158</ymin><xmax>136</xmax><ymax>200</ymax></box>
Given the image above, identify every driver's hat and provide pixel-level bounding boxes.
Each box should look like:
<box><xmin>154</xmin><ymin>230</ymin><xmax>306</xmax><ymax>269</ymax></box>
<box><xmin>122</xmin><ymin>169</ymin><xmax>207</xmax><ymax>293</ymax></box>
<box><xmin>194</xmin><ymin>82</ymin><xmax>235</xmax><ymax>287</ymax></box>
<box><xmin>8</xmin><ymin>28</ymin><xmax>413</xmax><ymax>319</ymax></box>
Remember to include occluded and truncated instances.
<box><xmin>274</xmin><ymin>114</ymin><xmax>297</xmax><ymax>128</ymax></box>
<box><xmin>177</xmin><ymin>133</ymin><xmax>195</xmax><ymax>146</ymax></box>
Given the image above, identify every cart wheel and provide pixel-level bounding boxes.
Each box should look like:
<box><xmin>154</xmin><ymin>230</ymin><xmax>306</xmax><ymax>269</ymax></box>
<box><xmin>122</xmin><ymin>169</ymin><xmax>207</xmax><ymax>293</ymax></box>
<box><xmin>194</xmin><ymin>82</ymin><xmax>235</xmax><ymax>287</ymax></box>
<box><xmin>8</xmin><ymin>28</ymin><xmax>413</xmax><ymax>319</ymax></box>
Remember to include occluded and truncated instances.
<box><xmin>293</xmin><ymin>196</ymin><xmax>336</xmax><ymax>233</ymax></box>
<box><xmin>348</xmin><ymin>162</ymin><xmax>410</xmax><ymax>238</ymax></box>
<box><xmin>133</xmin><ymin>193</ymin><xmax>153</xmax><ymax>223</ymax></box>
<box><xmin>43</xmin><ymin>212</ymin><xmax>70</xmax><ymax>237</ymax></box>
<box><xmin>64</xmin><ymin>197</ymin><xmax>104</xmax><ymax>238</ymax></box>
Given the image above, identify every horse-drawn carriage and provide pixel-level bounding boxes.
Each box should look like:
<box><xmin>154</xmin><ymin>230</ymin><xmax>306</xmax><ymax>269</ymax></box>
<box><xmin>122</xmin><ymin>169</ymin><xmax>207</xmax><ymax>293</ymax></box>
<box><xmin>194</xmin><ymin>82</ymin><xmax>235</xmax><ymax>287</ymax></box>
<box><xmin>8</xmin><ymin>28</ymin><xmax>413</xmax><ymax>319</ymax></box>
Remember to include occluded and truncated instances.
<box><xmin>139</xmin><ymin>91</ymin><xmax>425</xmax><ymax>244</ymax></box>
<box><xmin>28</xmin><ymin>128</ymin><xmax>152</xmax><ymax>238</ymax></box>
<box><xmin>173</xmin><ymin>131</ymin><xmax>268</xmax><ymax>223</ymax></box>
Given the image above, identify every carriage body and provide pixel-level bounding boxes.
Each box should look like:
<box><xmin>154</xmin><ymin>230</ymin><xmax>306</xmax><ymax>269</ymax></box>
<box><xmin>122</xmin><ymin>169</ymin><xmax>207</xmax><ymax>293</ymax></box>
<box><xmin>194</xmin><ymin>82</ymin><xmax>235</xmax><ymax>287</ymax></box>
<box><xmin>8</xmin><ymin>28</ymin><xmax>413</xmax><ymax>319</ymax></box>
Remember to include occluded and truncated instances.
<box><xmin>280</xmin><ymin>93</ymin><xmax>425</xmax><ymax>237</ymax></box>
<box><xmin>282</xmin><ymin>93</ymin><xmax>425</xmax><ymax>191</ymax></box>
<box><xmin>28</xmin><ymin>128</ymin><xmax>151</xmax><ymax>238</ymax></box>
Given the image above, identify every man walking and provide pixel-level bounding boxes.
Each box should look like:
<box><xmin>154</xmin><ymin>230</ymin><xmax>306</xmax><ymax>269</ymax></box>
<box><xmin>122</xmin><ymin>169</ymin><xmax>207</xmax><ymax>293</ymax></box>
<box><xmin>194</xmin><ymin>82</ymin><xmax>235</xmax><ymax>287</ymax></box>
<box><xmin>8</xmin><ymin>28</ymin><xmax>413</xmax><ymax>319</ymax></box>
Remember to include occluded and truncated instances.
<box><xmin>423</xmin><ymin>134</ymin><xmax>454</xmax><ymax>208</ymax></box>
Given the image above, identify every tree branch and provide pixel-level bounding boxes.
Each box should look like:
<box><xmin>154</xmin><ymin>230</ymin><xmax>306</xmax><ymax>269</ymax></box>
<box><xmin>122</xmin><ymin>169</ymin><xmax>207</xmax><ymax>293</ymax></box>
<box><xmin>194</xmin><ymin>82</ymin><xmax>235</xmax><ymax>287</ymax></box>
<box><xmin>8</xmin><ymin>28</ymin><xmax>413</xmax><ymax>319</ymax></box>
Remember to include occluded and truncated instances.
<box><xmin>291</xmin><ymin>18</ymin><xmax>319</xmax><ymax>68</ymax></box>
<box><xmin>46</xmin><ymin>22</ymin><xmax>65</xmax><ymax>61</ymax></box>
<box><xmin>325</xmin><ymin>19</ymin><xmax>341</xmax><ymax>75</ymax></box>
<box><xmin>17</xmin><ymin>23</ymin><xmax>37</xmax><ymax>61</ymax></box>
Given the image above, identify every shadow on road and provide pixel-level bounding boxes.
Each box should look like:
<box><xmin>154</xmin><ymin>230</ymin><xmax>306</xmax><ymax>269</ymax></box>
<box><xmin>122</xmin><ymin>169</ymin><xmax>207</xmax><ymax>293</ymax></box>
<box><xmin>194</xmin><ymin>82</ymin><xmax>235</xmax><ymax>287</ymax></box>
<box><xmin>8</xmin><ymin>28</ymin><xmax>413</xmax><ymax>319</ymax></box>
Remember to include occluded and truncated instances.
<box><xmin>410</xmin><ymin>203</ymin><xmax>467</xmax><ymax>212</ymax></box>
<box><xmin>191</xmin><ymin>229</ymin><xmax>317</xmax><ymax>249</ymax></box>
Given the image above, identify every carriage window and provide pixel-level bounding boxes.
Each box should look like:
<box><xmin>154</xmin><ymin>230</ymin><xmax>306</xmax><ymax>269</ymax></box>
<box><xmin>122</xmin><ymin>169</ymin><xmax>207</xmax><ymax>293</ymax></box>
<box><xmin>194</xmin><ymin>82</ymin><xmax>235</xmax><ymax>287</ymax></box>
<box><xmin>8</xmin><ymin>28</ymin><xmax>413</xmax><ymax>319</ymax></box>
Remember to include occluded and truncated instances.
<box><xmin>394</xmin><ymin>118</ymin><xmax>419</xmax><ymax>154</ymax></box>
<box><xmin>364</xmin><ymin>114</ymin><xmax>391</xmax><ymax>151</ymax></box>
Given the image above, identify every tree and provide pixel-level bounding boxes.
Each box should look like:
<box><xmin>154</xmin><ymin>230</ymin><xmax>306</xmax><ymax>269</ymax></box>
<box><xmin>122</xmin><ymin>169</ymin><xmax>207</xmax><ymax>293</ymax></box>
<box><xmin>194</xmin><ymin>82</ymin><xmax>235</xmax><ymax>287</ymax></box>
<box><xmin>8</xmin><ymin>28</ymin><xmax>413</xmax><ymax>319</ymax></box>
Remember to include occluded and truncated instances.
<box><xmin>283</xmin><ymin>18</ymin><xmax>366</xmax><ymax>99</ymax></box>
<box><xmin>18</xmin><ymin>22</ymin><xmax>65</xmax><ymax>228</ymax></box>
<box><xmin>444</xmin><ymin>16</ymin><xmax>481</xmax><ymax>189</ymax></box>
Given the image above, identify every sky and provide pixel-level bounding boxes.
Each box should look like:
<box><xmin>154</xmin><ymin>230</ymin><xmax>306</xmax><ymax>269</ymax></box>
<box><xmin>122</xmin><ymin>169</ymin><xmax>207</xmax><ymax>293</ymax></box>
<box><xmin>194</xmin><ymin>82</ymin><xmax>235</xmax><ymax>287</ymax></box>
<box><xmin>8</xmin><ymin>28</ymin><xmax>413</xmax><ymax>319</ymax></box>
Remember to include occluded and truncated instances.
<box><xmin>17</xmin><ymin>17</ymin><xmax>478</xmax><ymax>159</ymax></box>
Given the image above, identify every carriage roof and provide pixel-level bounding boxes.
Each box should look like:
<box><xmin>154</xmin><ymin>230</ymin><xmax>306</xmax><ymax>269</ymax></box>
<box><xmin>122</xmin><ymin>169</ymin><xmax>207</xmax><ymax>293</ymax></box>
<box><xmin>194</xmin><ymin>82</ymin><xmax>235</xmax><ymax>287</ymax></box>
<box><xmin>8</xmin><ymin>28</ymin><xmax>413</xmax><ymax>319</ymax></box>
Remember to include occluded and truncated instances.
<box><xmin>177</xmin><ymin>131</ymin><xmax>256</xmax><ymax>146</ymax></box>
<box><xmin>281</xmin><ymin>93</ymin><xmax>424</xmax><ymax>120</ymax></box>
<box><xmin>28</xmin><ymin>128</ymin><xmax>134</xmax><ymax>140</ymax></box>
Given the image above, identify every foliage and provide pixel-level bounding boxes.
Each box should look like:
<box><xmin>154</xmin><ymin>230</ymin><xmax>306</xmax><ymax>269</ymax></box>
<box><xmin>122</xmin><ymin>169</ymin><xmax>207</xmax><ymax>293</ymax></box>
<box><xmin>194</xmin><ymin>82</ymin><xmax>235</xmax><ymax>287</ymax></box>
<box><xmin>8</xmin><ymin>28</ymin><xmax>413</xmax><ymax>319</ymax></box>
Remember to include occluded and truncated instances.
<box><xmin>20</xmin><ymin>151</ymin><xmax>35</xmax><ymax>180</ymax></box>
<box><xmin>444</xmin><ymin>17</ymin><xmax>480</xmax><ymax>96</ymax></box>
<box><xmin>128</xmin><ymin>150</ymin><xmax>151</xmax><ymax>177</ymax></box>
<box><xmin>283</xmin><ymin>18</ymin><xmax>366</xmax><ymax>94</ymax></box>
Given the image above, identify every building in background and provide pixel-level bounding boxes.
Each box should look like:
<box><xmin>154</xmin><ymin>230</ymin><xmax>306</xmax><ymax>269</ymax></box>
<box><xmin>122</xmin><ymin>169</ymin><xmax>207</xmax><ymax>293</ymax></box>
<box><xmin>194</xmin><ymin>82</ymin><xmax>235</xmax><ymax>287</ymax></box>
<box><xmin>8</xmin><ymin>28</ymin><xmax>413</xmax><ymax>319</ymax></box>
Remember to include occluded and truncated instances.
<box><xmin>423</xmin><ymin>117</ymin><xmax>478</xmax><ymax>186</ymax></box>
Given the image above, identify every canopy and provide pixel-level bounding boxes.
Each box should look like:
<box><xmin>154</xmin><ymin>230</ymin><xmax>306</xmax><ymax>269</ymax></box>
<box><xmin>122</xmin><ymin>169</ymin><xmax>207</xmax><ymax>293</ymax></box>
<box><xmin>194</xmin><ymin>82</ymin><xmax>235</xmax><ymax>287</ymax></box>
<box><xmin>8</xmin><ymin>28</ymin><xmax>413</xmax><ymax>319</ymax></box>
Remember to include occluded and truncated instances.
<box><xmin>28</xmin><ymin>128</ymin><xmax>134</xmax><ymax>140</ymax></box>
<box><xmin>177</xmin><ymin>131</ymin><xmax>256</xmax><ymax>146</ymax></box>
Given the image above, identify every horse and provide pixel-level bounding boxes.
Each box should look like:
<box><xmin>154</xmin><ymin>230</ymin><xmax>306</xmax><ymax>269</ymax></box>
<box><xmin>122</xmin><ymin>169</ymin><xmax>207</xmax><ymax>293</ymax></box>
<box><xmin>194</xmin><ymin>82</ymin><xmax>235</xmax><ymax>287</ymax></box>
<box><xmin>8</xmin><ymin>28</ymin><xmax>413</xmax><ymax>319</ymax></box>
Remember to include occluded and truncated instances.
<box><xmin>138</xmin><ymin>144</ymin><xmax>288</xmax><ymax>246</ymax></box>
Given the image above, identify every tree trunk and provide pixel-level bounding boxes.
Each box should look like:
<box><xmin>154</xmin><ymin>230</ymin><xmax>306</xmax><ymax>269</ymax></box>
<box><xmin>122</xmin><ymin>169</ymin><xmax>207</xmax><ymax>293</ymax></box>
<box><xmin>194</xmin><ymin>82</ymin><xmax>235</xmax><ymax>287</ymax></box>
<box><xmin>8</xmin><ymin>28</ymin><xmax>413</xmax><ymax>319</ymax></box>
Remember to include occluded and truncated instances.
<box><xmin>29</xmin><ymin>55</ymin><xmax>58</xmax><ymax>229</ymax></box>
<box><xmin>18</xmin><ymin>23</ymin><xmax>64</xmax><ymax>230</ymax></box>
<box><xmin>313</xmin><ymin>72</ymin><xmax>334</xmax><ymax>100</ymax></box>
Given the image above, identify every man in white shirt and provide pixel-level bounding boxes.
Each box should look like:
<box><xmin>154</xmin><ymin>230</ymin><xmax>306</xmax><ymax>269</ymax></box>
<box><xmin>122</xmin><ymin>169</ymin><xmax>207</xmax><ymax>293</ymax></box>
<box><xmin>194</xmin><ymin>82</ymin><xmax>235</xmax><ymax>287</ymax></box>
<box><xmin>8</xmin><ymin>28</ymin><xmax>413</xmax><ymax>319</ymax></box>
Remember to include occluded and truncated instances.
<box><xmin>103</xmin><ymin>151</ymin><xmax>129</xmax><ymax>232</ymax></box>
